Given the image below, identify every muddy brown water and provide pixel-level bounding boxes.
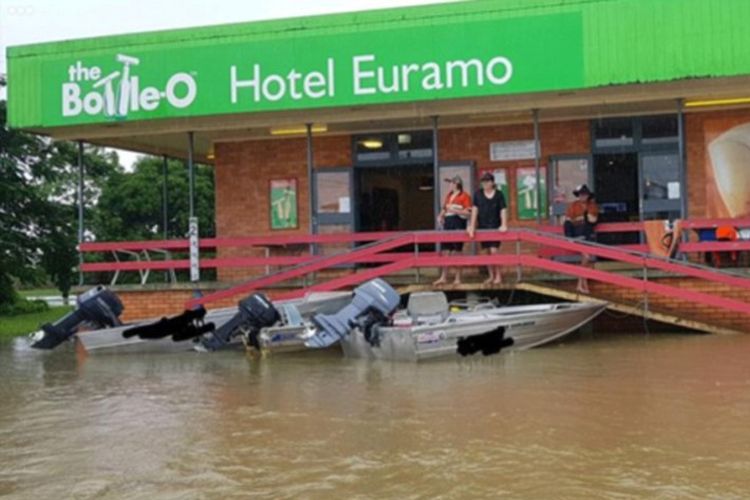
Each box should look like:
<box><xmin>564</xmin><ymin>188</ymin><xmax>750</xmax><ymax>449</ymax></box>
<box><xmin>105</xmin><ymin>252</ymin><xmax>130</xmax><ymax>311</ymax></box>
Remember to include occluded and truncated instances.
<box><xmin>1</xmin><ymin>331</ymin><xmax>750</xmax><ymax>499</ymax></box>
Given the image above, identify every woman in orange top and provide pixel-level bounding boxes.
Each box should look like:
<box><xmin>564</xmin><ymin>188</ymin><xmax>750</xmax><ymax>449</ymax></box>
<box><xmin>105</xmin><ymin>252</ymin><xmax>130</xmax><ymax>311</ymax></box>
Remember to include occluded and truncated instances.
<box><xmin>434</xmin><ymin>175</ymin><xmax>472</xmax><ymax>286</ymax></box>
<box><xmin>563</xmin><ymin>184</ymin><xmax>599</xmax><ymax>294</ymax></box>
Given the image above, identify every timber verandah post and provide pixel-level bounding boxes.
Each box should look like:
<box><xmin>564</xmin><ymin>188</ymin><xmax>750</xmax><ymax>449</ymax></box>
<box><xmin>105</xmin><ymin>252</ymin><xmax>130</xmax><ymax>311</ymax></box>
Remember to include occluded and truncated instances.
<box><xmin>77</xmin><ymin>140</ymin><xmax>85</xmax><ymax>286</ymax></box>
<box><xmin>187</xmin><ymin>131</ymin><xmax>200</xmax><ymax>284</ymax></box>
<box><xmin>533</xmin><ymin>109</ymin><xmax>542</xmax><ymax>225</ymax></box>
<box><xmin>162</xmin><ymin>154</ymin><xmax>169</xmax><ymax>240</ymax></box>
<box><xmin>425</xmin><ymin>115</ymin><xmax>441</xmax><ymax>284</ymax></box>
<box><xmin>306</xmin><ymin>123</ymin><xmax>315</xmax><ymax>286</ymax></box>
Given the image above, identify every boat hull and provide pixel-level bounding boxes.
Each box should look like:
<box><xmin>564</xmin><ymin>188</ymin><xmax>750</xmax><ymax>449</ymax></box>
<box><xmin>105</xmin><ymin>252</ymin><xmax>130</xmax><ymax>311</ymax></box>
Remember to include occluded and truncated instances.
<box><xmin>340</xmin><ymin>302</ymin><xmax>607</xmax><ymax>361</ymax></box>
<box><xmin>76</xmin><ymin>292</ymin><xmax>351</xmax><ymax>355</ymax></box>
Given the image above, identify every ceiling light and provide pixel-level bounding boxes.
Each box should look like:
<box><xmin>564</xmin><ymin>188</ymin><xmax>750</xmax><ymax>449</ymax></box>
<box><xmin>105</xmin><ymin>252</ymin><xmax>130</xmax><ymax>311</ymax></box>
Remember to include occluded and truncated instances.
<box><xmin>359</xmin><ymin>139</ymin><xmax>383</xmax><ymax>149</ymax></box>
<box><xmin>270</xmin><ymin>124</ymin><xmax>327</xmax><ymax>136</ymax></box>
<box><xmin>397</xmin><ymin>133</ymin><xmax>412</xmax><ymax>144</ymax></box>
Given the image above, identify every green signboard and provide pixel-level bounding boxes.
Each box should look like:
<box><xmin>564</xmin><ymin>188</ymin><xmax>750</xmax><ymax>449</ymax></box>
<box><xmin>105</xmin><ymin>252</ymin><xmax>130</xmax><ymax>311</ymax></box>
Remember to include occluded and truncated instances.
<box><xmin>269</xmin><ymin>179</ymin><xmax>298</xmax><ymax>230</ymax></box>
<box><xmin>9</xmin><ymin>0</ymin><xmax>750</xmax><ymax>130</ymax></box>
<box><xmin>8</xmin><ymin>12</ymin><xmax>584</xmax><ymax>128</ymax></box>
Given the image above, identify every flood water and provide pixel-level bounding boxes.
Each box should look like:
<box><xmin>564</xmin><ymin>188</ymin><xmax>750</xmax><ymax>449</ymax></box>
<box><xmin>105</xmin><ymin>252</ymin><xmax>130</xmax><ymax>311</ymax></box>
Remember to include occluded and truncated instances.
<box><xmin>2</xmin><ymin>332</ymin><xmax>750</xmax><ymax>499</ymax></box>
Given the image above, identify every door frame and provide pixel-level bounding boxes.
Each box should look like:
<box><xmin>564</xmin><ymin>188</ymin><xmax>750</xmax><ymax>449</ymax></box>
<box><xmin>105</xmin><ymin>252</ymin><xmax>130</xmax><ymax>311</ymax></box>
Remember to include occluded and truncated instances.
<box><xmin>548</xmin><ymin>154</ymin><xmax>593</xmax><ymax>221</ymax></box>
<box><xmin>638</xmin><ymin>151</ymin><xmax>682</xmax><ymax>220</ymax></box>
<box><xmin>312</xmin><ymin>166</ymin><xmax>355</xmax><ymax>233</ymax></box>
<box><xmin>590</xmin><ymin>115</ymin><xmax>683</xmax><ymax>222</ymax></box>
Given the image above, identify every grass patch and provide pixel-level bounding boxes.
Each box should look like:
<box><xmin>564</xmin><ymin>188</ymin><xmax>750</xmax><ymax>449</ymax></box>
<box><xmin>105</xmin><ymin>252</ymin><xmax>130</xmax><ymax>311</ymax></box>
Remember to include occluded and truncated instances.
<box><xmin>0</xmin><ymin>306</ymin><xmax>74</xmax><ymax>340</ymax></box>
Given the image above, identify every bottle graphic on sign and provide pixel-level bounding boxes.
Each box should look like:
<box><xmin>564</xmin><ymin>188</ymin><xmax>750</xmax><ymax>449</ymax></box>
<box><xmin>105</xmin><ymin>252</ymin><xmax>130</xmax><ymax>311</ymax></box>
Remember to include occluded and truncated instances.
<box><xmin>116</xmin><ymin>54</ymin><xmax>140</xmax><ymax>117</ymax></box>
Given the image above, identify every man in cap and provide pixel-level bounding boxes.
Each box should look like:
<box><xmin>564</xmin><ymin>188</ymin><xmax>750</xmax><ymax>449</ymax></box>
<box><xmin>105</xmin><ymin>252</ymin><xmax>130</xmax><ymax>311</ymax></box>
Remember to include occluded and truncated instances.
<box><xmin>434</xmin><ymin>175</ymin><xmax>472</xmax><ymax>285</ymax></box>
<box><xmin>563</xmin><ymin>184</ymin><xmax>599</xmax><ymax>293</ymax></box>
<box><xmin>468</xmin><ymin>172</ymin><xmax>508</xmax><ymax>285</ymax></box>
<box><xmin>564</xmin><ymin>184</ymin><xmax>598</xmax><ymax>240</ymax></box>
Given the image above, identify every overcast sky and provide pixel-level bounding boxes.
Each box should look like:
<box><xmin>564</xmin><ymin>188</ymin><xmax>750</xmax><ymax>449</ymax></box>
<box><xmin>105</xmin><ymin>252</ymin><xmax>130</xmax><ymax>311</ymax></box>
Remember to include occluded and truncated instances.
<box><xmin>0</xmin><ymin>0</ymin><xmax>451</xmax><ymax>167</ymax></box>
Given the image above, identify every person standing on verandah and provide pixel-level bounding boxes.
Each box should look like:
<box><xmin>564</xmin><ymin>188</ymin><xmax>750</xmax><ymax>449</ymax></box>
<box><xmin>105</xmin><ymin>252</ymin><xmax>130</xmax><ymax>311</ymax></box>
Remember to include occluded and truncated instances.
<box><xmin>468</xmin><ymin>172</ymin><xmax>508</xmax><ymax>285</ymax></box>
<box><xmin>563</xmin><ymin>184</ymin><xmax>599</xmax><ymax>294</ymax></box>
<box><xmin>434</xmin><ymin>175</ymin><xmax>473</xmax><ymax>286</ymax></box>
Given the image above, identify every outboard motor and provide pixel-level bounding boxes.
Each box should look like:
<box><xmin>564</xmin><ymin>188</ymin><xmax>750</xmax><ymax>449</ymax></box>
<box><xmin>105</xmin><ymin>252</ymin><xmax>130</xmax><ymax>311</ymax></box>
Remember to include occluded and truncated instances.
<box><xmin>201</xmin><ymin>293</ymin><xmax>280</xmax><ymax>351</ymax></box>
<box><xmin>305</xmin><ymin>279</ymin><xmax>400</xmax><ymax>348</ymax></box>
<box><xmin>30</xmin><ymin>286</ymin><xmax>123</xmax><ymax>350</ymax></box>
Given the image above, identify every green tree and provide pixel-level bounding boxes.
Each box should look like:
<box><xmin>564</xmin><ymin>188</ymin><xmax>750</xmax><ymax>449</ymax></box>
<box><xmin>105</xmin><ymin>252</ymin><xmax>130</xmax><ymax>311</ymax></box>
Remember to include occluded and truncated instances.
<box><xmin>0</xmin><ymin>100</ymin><xmax>54</xmax><ymax>305</ymax></box>
<box><xmin>93</xmin><ymin>156</ymin><xmax>215</xmax><ymax>241</ymax></box>
<box><xmin>0</xmin><ymin>100</ymin><xmax>120</xmax><ymax>305</ymax></box>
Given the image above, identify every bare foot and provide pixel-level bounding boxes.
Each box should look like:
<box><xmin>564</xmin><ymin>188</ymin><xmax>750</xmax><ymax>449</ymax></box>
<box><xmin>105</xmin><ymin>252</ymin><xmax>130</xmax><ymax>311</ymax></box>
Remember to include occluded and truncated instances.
<box><xmin>452</xmin><ymin>279</ymin><xmax>462</xmax><ymax>286</ymax></box>
<box><xmin>482</xmin><ymin>277</ymin><xmax>494</xmax><ymax>285</ymax></box>
<box><xmin>576</xmin><ymin>282</ymin><xmax>589</xmax><ymax>294</ymax></box>
<box><xmin>492</xmin><ymin>278</ymin><xmax>503</xmax><ymax>285</ymax></box>
<box><xmin>433</xmin><ymin>278</ymin><xmax>447</xmax><ymax>286</ymax></box>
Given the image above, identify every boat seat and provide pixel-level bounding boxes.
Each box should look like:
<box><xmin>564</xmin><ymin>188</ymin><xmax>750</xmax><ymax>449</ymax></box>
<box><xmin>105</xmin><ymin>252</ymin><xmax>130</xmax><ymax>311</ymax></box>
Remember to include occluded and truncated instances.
<box><xmin>407</xmin><ymin>292</ymin><xmax>449</xmax><ymax>324</ymax></box>
<box><xmin>280</xmin><ymin>303</ymin><xmax>304</xmax><ymax>327</ymax></box>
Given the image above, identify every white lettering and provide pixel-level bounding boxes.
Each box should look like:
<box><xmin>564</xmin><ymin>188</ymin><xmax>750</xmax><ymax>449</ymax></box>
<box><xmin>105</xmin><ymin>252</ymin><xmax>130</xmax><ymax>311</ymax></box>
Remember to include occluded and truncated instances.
<box><xmin>230</xmin><ymin>64</ymin><xmax>259</xmax><ymax>103</ymax></box>
<box><xmin>61</xmin><ymin>54</ymin><xmax>198</xmax><ymax>119</ymax></box>
<box><xmin>140</xmin><ymin>86</ymin><xmax>160</xmax><ymax>111</ymax></box>
<box><xmin>486</xmin><ymin>56</ymin><xmax>513</xmax><ymax>85</ymax></box>
<box><xmin>166</xmin><ymin>73</ymin><xmax>197</xmax><ymax>108</ymax></box>
<box><xmin>262</xmin><ymin>74</ymin><xmax>286</xmax><ymax>101</ymax></box>
<box><xmin>62</xmin><ymin>83</ymin><xmax>82</xmax><ymax>116</ymax></box>
<box><xmin>304</xmin><ymin>71</ymin><xmax>326</xmax><ymax>98</ymax></box>
<box><xmin>446</xmin><ymin>59</ymin><xmax>484</xmax><ymax>88</ymax></box>
<box><xmin>82</xmin><ymin>91</ymin><xmax>104</xmax><ymax>114</ymax></box>
<box><xmin>353</xmin><ymin>54</ymin><xmax>376</xmax><ymax>95</ymax></box>
<box><xmin>421</xmin><ymin>62</ymin><xmax>444</xmax><ymax>90</ymax></box>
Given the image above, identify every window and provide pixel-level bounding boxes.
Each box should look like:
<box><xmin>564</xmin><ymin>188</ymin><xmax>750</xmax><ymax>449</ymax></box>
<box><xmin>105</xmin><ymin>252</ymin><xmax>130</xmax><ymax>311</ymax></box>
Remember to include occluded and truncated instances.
<box><xmin>641</xmin><ymin>116</ymin><xmax>678</xmax><ymax>145</ymax></box>
<box><xmin>354</xmin><ymin>134</ymin><xmax>390</xmax><ymax>162</ymax></box>
<box><xmin>397</xmin><ymin>131</ymin><xmax>433</xmax><ymax>160</ymax></box>
<box><xmin>353</xmin><ymin>130</ymin><xmax>434</xmax><ymax>164</ymax></box>
<box><xmin>594</xmin><ymin>118</ymin><xmax>634</xmax><ymax>148</ymax></box>
<box><xmin>316</xmin><ymin>171</ymin><xmax>351</xmax><ymax>214</ymax></box>
<box><xmin>552</xmin><ymin>159</ymin><xmax>589</xmax><ymax>205</ymax></box>
<box><xmin>642</xmin><ymin>154</ymin><xmax>680</xmax><ymax>200</ymax></box>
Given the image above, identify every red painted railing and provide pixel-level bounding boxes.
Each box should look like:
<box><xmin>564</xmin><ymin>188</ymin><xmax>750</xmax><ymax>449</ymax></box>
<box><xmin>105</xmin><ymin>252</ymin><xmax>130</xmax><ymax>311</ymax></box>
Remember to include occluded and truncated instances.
<box><xmin>184</xmin><ymin>229</ymin><xmax>750</xmax><ymax>312</ymax></box>
<box><xmin>76</xmin><ymin>217</ymin><xmax>750</xmax><ymax>321</ymax></box>
<box><xmin>79</xmin><ymin>217</ymin><xmax>750</xmax><ymax>279</ymax></box>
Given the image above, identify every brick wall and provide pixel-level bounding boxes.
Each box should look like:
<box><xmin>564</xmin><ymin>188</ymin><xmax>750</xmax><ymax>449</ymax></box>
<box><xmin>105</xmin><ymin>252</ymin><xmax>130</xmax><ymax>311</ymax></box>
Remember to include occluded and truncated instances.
<box><xmin>557</xmin><ymin>277</ymin><xmax>750</xmax><ymax>333</ymax></box>
<box><xmin>439</xmin><ymin>120</ymin><xmax>590</xmax><ymax>225</ymax></box>
<box><xmin>213</xmin><ymin>120</ymin><xmax>590</xmax><ymax>281</ymax></box>
<box><xmin>215</xmin><ymin>120</ymin><xmax>590</xmax><ymax>242</ymax></box>
<box><xmin>214</xmin><ymin>135</ymin><xmax>352</xmax><ymax>282</ymax></box>
<box><xmin>116</xmin><ymin>289</ymin><xmax>238</xmax><ymax>323</ymax></box>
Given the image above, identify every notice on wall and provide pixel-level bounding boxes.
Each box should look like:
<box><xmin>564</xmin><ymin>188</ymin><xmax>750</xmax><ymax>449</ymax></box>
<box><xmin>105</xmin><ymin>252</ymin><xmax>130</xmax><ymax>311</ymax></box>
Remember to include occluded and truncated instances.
<box><xmin>270</xmin><ymin>178</ymin><xmax>298</xmax><ymax>229</ymax></box>
<box><xmin>339</xmin><ymin>197</ymin><xmax>351</xmax><ymax>213</ymax></box>
<box><xmin>516</xmin><ymin>167</ymin><xmax>547</xmax><ymax>220</ymax></box>
<box><xmin>490</xmin><ymin>140</ymin><xmax>538</xmax><ymax>162</ymax></box>
<box><xmin>667</xmin><ymin>182</ymin><xmax>681</xmax><ymax>200</ymax></box>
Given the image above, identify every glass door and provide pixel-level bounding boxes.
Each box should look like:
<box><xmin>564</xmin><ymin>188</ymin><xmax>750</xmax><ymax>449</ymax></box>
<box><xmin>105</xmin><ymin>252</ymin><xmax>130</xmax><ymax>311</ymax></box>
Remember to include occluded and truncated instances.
<box><xmin>313</xmin><ymin>168</ymin><xmax>354</xmax><ymax>255</ymax></box>
<box><xmin>549</xmin><ymin>156</ymin><xmax>591</xmax><ymax>222</ymax></box>
<box><xmin>639</xmin><ymin>152</ymin><xmax>682</xmax><ymax>221</ymax></box>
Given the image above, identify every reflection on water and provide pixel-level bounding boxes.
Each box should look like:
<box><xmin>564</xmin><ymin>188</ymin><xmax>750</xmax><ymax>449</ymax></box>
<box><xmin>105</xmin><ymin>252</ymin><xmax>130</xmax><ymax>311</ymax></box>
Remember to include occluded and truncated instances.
<box><xmin>2</xmin><ymin>332</ymin><xmax>750</xmax><ymax>499</ymax></box>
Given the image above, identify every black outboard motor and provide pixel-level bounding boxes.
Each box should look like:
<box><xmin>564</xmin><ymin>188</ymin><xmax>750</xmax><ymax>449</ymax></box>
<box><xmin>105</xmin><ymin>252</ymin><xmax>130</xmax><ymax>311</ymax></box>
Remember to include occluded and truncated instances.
<box><xmin>30</xmin><ymin>286</ymin><xmax>124</xmax><ymax>350</ymax></box>
<box><xmin>201</xmin><ymin>293</ymin><xmax>280</xmax><ymax>351</ymax></box>
<box><xmin>305</xmin><ymin>279</ymin><xmax>400</xmax><ymax>348</ymax></box>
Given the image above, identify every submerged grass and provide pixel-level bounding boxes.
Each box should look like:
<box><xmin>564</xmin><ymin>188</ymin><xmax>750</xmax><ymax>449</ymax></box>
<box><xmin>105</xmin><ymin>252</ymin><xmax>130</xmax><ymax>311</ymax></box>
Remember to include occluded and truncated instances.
<box><xmin>0</xmin><ymin>307</ymin><xmax>74</xmax><ymax>340</ymax></box>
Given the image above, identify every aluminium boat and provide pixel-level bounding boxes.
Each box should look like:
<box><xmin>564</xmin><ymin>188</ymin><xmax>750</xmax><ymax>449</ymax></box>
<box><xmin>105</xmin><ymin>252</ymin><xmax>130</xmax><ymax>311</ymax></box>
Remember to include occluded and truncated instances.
<box><xmin>337</xmin><ymin>291</ymin><xmax>607</xmax><ymax>361</ymax></box>
<box><xmin>73</xmin><ymin>291</ymin><xmax>351</xmax><ymax>355</ymax></box>
<box><xmin>300</xmin><ymin>280</ymin><xmax>607</xmax><ymax>362</ymax></box>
